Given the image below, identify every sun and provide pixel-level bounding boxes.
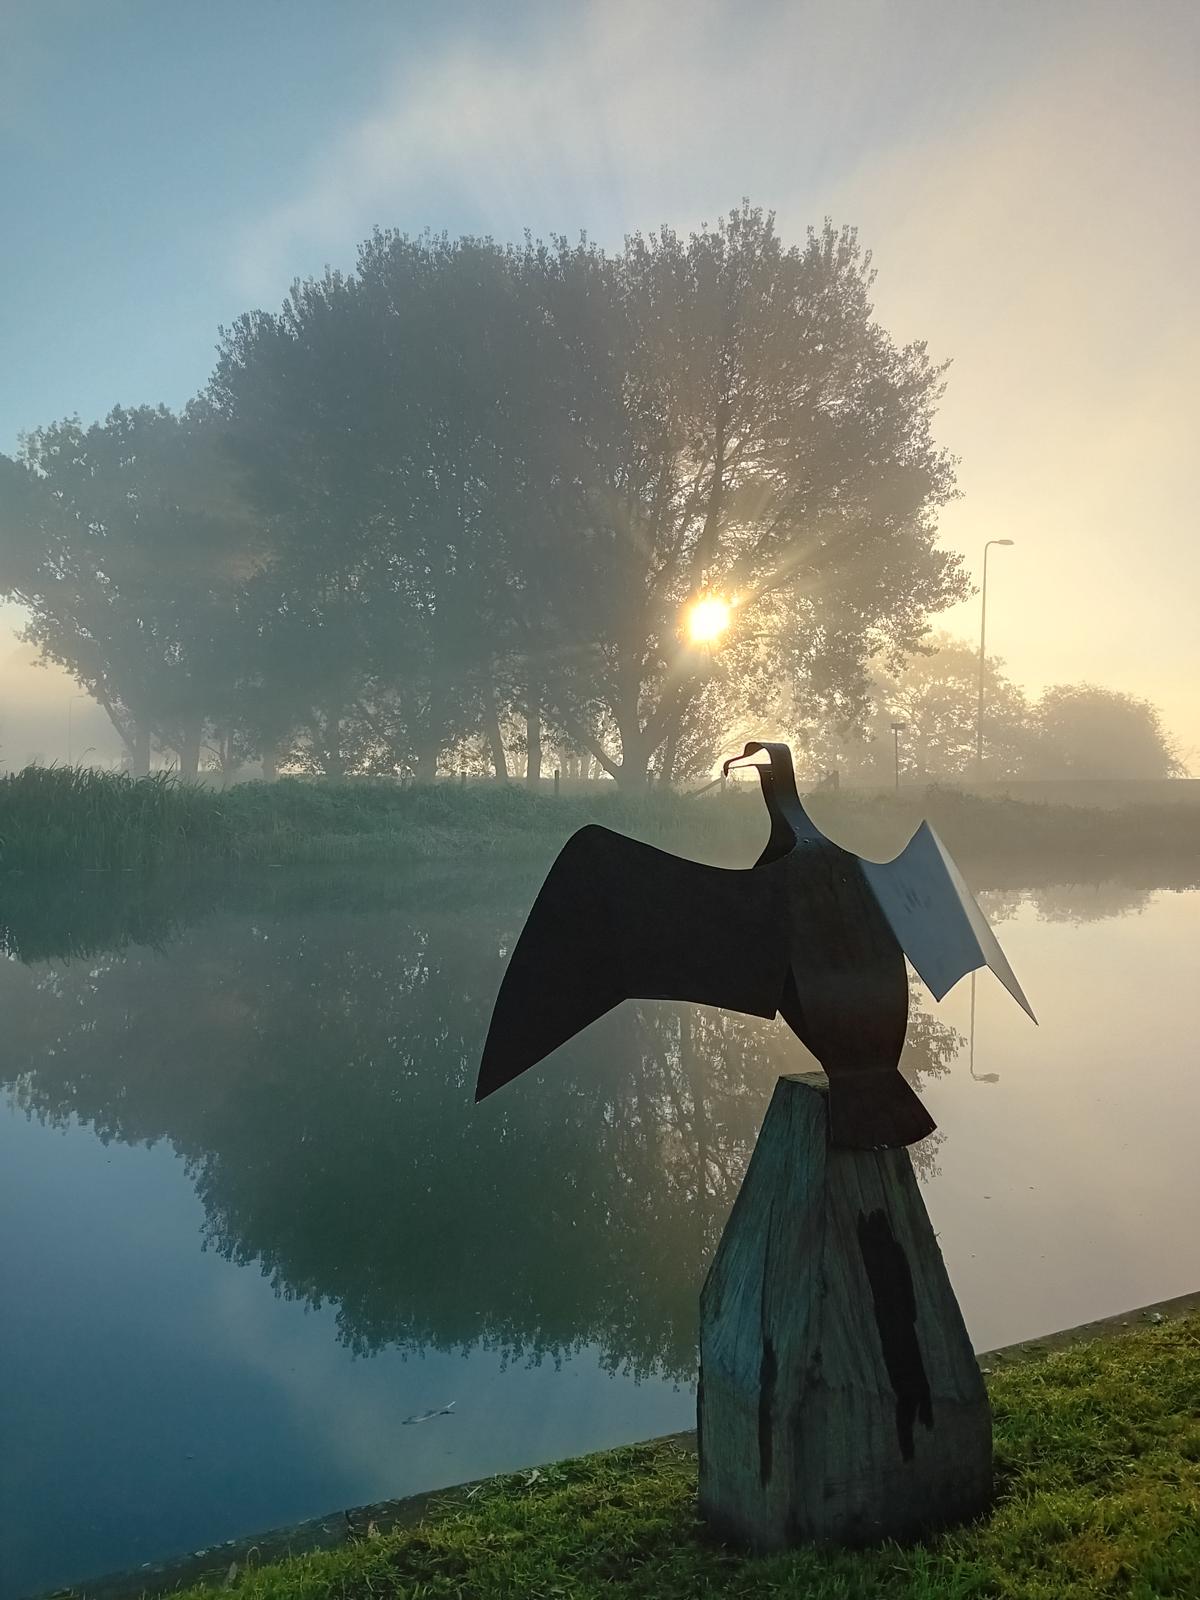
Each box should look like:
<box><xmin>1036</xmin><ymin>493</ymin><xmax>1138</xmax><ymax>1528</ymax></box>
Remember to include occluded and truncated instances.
<box><xmin>686</xmin><ymin>594</ymin><xmax>733</xmax><ymax>646</ymax></box>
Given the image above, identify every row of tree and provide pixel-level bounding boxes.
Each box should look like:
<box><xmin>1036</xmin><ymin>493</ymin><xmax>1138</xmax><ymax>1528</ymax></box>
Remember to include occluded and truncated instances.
<box><xmin>798</xmin><ymin>634</ymin><xmax>1184</xmax><ymax>784</ymax></box>
<box><xmin>0</xmin><ymin>204</ymin><xmax>1181</xmax><ymax>786</ymax></box>
<box><xmin>0</xmin><ymin>207</ymin><xmax>968</xmax><ymax>786</ymax></box>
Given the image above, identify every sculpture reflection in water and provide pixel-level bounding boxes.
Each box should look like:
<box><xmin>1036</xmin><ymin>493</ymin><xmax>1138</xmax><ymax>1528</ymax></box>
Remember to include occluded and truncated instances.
<box><xmin>2</xmin><ymin>873</ymin><xmax>956</xmax><ymax>1382</ymax></box>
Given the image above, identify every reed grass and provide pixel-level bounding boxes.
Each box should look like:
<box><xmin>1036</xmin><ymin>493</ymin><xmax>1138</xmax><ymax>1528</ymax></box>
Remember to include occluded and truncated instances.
<box><xmin>1</xmin><ymin>766</ymin><xmax>1198</xmax><ymax>875</ymax></box>
<box><xmin>0</xmin><ymin>766</ymin><xmax>229</xmax><ymax>871</ymax></box>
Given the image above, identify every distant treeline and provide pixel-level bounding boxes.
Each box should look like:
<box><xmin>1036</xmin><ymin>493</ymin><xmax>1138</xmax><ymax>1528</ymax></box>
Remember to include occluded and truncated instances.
<box><xmin>0</xmin><ymin>208</ymin><xmax>967</xmax><ymax>787</ymax></box>
<box><xmin>812</xmin><ymin>632</ymin><xmax>1185</xmax><ymax>785</ymax></box>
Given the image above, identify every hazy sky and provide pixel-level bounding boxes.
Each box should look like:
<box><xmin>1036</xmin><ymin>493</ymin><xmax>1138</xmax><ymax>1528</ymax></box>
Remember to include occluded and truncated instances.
<box><xmin>3</xmin><ymin>0</ymin><xmax>1197</xmax><ymax>761</ymax></box>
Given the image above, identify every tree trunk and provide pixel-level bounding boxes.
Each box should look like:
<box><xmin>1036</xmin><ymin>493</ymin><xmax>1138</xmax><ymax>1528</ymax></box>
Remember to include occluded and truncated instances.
<box><xmin>616</xmin><ymin>763</ymin><xmax>651</xmax><ymax>790</ymax></box>
<box><xmin>324</xmin><ymin>711</ymin><xmax>345</xmax><ymax>782</ymax></box>
<box><xmin>131</xmin><ymin>724</ymin><xmax>151</xmax><ymax>778</ymax></box>
<box><xmin>178</xmin><ymin>717</ymin><xmax>203</xmax><ymax>782</ymax></box>
<box><xmin>217</xmin><ymin>727</ymin><xmax>239</xmax><ymax>789</ymax></box>
<box><xmin>691</xmin><ymin>402</ymin><xmax>730</xmax><ymax>589</ymax></box>
<box><xmin>525</xmin><ymin>678</ymin><xmax>542</xmax><ymax>789</ymax></box>
<box><xmin>698</xmin><ymin>1073</ymin><xmax>991</xmax><ymax>1550</ymax></box>
<box><xmin>553</xmin><ymin>708</ymin><xmax>621</xmax><ymax>783</ymax></box>
<box><xmin>261</xmin><ymin>740</ymin><xmax>278</xmax><ymax>783</ymax></box>
<box><xmin>615</xmin><ymin>725</ymin><xmax>652</xmax><ymax>788</ymax></box>
<box><xmin>413</xmin><ymin>740</ymin><xmax>439</xmax><ymax>784</ymax></box>
<box><xmin>482</xmin><ymin>685</ymin><xmax>508</xmax><ymax>782</ymax></box>
<box><xmin>660</xmin><ymin>721</ymin><xmax>680</xmax><ymax>787</ymax></box>
<box><xmin>98</xmin><ymin>698</ymin><xmax>138</xmax><ymax>774</ymax></box>
<box><xmin>614</xmin><ymin>681</ymin><xmax>658</xmax><ymax>788</ymax></box>
<box><xmin>413</xmin><ymin>684</ymin><xmax>446</xmax><ymax>785</ymax></box>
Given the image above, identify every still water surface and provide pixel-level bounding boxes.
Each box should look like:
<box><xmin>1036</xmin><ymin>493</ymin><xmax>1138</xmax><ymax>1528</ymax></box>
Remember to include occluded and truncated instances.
<box><xmin>2</xmin><ymin>867</ymin><xmax>1198</xmax><ymax>1597</ymax></box>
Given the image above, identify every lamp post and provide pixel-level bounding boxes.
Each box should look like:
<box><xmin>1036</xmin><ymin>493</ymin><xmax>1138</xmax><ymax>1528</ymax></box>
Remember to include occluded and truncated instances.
<box><xmin>975</xmin><ymin>539</ymin><xmax>1014</xmax><ymax>780</ymax></box>
<box><xmin>968</xmin><ymin>971</ymin><xmax>1000</xmax><ymax>1083</ymax></box>
<box><xmin>889</xmin><ymin>721</ymin><xmax>906</xmax><ymax>792</ymax></box>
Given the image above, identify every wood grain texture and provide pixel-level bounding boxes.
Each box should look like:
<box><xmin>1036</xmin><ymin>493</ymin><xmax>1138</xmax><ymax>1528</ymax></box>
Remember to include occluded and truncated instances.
<box><xmin>698</xmin><ymin>1073</ymin><xmax>991</xmax><ymax>1549</ymax></box>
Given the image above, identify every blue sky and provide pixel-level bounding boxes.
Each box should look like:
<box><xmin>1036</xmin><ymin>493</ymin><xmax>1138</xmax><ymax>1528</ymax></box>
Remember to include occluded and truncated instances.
<box><xmin>3</xmin><ymin>0</ymin><xmax>1199</xmax><ymax>755</ymax></box>
<box><xmin>2</xmin><ymin>1</ymin><xmax>483</xmax><ymax>449</ymax></box>
<box><xmin>1</xmin><ymin>0</ymin><xmax>1071</xmax><ymax>449</ymax></box>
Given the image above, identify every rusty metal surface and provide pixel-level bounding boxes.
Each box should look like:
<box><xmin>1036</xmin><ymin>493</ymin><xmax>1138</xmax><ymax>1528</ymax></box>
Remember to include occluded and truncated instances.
<box><xmin>477</xmin><ymin>741</ymin><xmax>1033</xmax><ymax>1148</ymax></box>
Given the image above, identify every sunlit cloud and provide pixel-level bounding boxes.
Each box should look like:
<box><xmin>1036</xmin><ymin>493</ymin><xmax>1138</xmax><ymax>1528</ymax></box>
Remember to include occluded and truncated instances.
<box><xmin>230</xmin><ymin>0</ymin><xmax>1022</xmax><ymax>300</ymax></box>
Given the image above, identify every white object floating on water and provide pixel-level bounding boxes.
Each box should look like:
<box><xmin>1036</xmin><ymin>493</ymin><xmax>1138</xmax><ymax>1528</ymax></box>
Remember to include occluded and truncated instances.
<box><xmin>400</xmin><ymin>1401</ymin><xmax>456</xmax><ymax>1425</ymax></box>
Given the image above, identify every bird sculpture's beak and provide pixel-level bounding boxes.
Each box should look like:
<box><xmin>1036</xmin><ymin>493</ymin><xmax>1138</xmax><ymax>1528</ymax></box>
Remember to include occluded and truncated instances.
<box><xmin>722</xmin><ymin>742</ymin><xmax>772</xmax><ymax>778</ymax></box>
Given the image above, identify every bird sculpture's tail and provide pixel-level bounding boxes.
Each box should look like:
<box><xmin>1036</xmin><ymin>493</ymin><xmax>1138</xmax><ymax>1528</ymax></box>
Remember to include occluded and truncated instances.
<box><xmin>827</xmin><ymin>1069</ymin><xmax>937</xmax><ymax>1151</ymax></box>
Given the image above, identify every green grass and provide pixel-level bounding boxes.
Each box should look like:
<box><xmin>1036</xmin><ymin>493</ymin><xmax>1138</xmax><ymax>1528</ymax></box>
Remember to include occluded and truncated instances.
<box><xmin>1</xmin><ymin>766</ymin><xmax>1198</xmax><ymax>875</ymax></box>
<box><xmin>0</xmin><ymin>766</ymin><xmax>229</xmax><ymax>871</ymax></box>
<box><xmin>0</xmin><ymin>769</ymin><xmax>751</xmax><ymax>872</ymax></box>
<box><xmin>214</xmin><ymin>777</ymin><xmax>740</xmax><ymax>868</ymax></box>
<box><xmin>165</xmin><ymin>1314</ymin><xmax>1198</xmax><ymax>1600</ymax></box>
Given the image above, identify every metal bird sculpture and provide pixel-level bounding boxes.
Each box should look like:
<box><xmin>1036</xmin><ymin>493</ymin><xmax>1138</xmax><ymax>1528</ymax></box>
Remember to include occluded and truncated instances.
<box><xmin>477</xmin><ymin>741</ymin><xmax>1034</xmax><ymax>1149</ymax></box>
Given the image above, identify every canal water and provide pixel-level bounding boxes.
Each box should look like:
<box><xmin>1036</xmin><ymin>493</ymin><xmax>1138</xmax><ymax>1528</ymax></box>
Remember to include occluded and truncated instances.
<box><xmin>2</xmin><ymin>865</ymin><xmax>1198</xmax><ymax>1597</ymax></box>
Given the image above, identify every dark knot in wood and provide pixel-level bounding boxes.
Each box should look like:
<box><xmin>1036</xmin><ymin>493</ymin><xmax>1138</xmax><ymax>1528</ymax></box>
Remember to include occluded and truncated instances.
<box><xmin>856</xmin><ymin>1208</ymin><xmax>934</xmax><ymax>1461</ymax></box>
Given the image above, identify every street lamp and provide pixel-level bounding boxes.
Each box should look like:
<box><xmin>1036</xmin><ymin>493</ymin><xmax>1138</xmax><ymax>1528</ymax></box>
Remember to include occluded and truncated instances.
<box><xmin>968</xmin><ymin>971</ymin><xmax>1000</xmax><ymax>1083</ymax></box>
<box><xmin>889</xmin><ymin>721</ymin><xmax>907</xmax><ymax>793</ymax></box>
<box><xmin>975</xmin><ymin>539</ymin><xmax>1015</xmax><ymax>780</ymax></box>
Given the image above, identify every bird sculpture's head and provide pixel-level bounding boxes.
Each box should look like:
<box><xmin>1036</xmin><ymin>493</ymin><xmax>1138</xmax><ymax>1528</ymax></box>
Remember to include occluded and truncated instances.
<box><xmin>722</xmin><ymin>741</ymin><xmax>824</xmax><ymax>863</ymax></box>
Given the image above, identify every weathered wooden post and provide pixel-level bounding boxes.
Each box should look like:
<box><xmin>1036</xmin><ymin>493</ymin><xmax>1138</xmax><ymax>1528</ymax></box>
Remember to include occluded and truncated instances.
<box><xmin>698</xmin><ymin>1072</ymin><xmax>991</xmax><ymax>1549</ymax></box>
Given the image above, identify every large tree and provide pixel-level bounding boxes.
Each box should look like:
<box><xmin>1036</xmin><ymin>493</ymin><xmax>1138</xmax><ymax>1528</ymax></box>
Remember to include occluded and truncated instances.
<box><xmin>0</xmin><ymin>406</ymin><xmax>261</xmax><ymax>776</ymax></box>
<box><xmin>211</xmin><ymin>209</ymin><xmax>968</xmax><ymax>786</ymax></box>
<box><xmin>1029</xmin><ymin>684</ymin><xmax>1184</xmax><ymax>780</ymax></box>
<box><xmin>210</xmin><ymin>242</ymin><xmax>546</xmax><ymax>781</ymax></box>
<box><xmin>508</xmin><ymin>207</ymin><xmax>968</xmax><ymax>784</ymax></box>
<box><xmin>778</xmin><ymin>634</ymin><xmax>1032</xmax><ymax>786</ymax></box>
<box><xmin>875</xmin><ymin>634</ymin><xmax>1034</xmax><ymax>783</ymax></box>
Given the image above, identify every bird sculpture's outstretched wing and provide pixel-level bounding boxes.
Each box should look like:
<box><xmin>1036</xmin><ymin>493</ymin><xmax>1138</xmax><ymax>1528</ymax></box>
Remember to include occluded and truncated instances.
<box><xmin>476</xmin><ymin>825</ymin><xmax>790</xmax><ymax>1101</ymax></box>
<box><xmin>859</xmin><ymin>821</ymin><xmax>1036</xmax><ymax>1021</ymax></box>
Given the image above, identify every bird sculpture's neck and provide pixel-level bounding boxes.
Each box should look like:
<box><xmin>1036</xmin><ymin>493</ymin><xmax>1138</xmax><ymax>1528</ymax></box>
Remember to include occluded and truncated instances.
<box><xmin>723</xmin><ymin>741</ymin><xmax>824</xmax><ymax>864</ymax></box>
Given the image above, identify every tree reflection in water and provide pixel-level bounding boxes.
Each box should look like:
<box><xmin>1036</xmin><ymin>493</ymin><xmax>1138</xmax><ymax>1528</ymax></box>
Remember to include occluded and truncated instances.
<box><xmin>1</xmin><ymin>869</ymin><xmax>962</xmax><ymax>1380</ymax></box>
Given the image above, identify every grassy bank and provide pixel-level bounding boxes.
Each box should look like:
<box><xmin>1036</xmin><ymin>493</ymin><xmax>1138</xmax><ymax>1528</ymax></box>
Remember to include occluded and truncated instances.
<box><xmin>2</xmin><ymin>765</ymin><xmax>1200</xmax><ymax>875</ymax></box>
<box><xmin>0</xmin><ymin>767</ymin><xmax>725</xmax><ymax>872</ymax></box>
<box><xmin>156</xmin><ymin>1312</ymin><xmax>1197</xmax><ymax>1600</ymax></box>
